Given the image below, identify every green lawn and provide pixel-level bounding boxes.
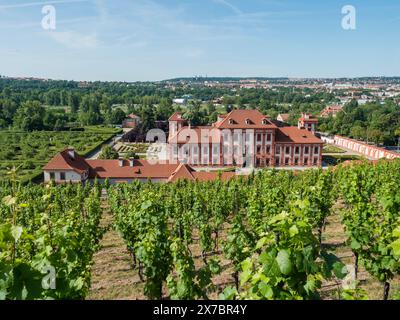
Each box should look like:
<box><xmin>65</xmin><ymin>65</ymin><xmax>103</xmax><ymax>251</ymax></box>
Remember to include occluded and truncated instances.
<box><xmin>0</xmin><ymin>127</ymin><xmax>120</xmax><ymax>183</ymax></box>
<box><xmin>323</xmin><ymin>145</ymin><xmax>346</xmax><ymax>154</ymax></box>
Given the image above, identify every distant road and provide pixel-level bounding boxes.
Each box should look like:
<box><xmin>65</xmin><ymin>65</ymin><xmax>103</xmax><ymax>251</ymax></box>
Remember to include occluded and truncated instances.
<box><xmin>87</xmin><ymin>132</ymin><xmax>125</xmax><ymax>160</ymax></box>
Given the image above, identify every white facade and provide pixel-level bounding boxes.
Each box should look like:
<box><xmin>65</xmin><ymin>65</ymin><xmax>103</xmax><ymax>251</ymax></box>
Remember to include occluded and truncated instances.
<box><xmin>44</xmin><ymin>170</ymin><xmax>83</xmax><ymax>183</ymax></box>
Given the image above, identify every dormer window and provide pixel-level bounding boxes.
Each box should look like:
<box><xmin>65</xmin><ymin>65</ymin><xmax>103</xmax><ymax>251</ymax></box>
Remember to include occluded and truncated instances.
<box><xmin>245</xmin><ymin>118</ymin><xmax>251</xmax><ymax>125</ymax></box>
<box><xmin>262</xmin><ymin>118</ymin><xmax>268</xmax><ymax>125</ymax></box>
<box><xmin>229</xmin><ymin>119</ymin><xmax>234</xmax><ymax>125</ymax></box>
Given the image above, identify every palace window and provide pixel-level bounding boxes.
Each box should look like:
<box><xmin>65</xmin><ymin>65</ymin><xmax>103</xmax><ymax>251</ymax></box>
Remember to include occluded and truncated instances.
<box><xmin>50</xmin><ymin>172</ymin><xmax>55</xmax><ymax>180</ymax></box>
<box><xmin>266</xmin><ymin>134</ymin><xmax>272</xmax><ymax>142</ymax></box>
<box><xmin>285</xmin><ymin>146</ymin><xmax>290</xmax><ymax>154</ymax></box>
<box><xmin>294</xmin><ymin>158</ymin><xmax>299</xmax><ymax>165</ymax></box>
<box><xmin>275</xmin><ymin>157</ymin><xmax>280</xmax><ymax>166</ymax></box>
<box><xmin>257</xmin><ymin>146</ymin><xmax>262</xmax><ymax>154</ymax></box>
<box><xmin>304</xmin><ymin>147</ymin><xmax>309</xmax><ymax>154</ymax></box>
<box><xmin>257</xmin><ymin>134</ymin><xmax>262</xmax><ymax>142</ymax></box>
<box><xmin>304</xmin><ymin>157</ymin><xmax>309</xmax><ymax>165</ymax></box>
<box><xmin>313</xmin><ymin>158</ymin><xmax>318</xmax><ymax>166</ymax></box>
<box><xmin>266</xmin><ymin>146</ymin><xmax>271</xmax><ymax>154</ymax></box>
<box><xmin>60</xmin><ymin>172</ymin><xmax>66</xmax><ymax>180</ymax></box>
<box><xmin>275</xmin><ymin>146</ymin><xmax>281</xmax><ymax>154</ymax></box>
<box><xmin>285</xmin><ymin>158</ymin><xmax>290</xmax><ymax>166</ymax></box>
<box><xmin>314</xmin><ymin>146</ymin><xmax>319</xmax><ymax>154</ymax></box>
<box><xmin>295</xmin><ymin>146</ymin><xmax>300</xmax><ymax>154</ymax></box>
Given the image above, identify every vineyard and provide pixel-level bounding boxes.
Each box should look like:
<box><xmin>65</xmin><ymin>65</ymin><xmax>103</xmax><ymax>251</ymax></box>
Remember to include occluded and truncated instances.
<box><xmin>1</xmin><ymin>160</ymin><xmax>400</xmax><ymax>300</ymax></box>
<box><xmin>0</xmin><ymin>173</ymin><xmax>105</xmax><ymax>299</ymax></box>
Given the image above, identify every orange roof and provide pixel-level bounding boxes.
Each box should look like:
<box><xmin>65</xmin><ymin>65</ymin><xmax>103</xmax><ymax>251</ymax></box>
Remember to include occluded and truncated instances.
<box><xmin>169</xmin><ymin>112</ymin><xmax>186</xmax><ymax>121</ymax></box>
<box><xmin>86</xmin><ymin>159</ymin><xmax>179</xmax><ymax>179</ymax></box>
<box><xmin>275</xmin><ymin>127</ymin><xmax>323</xmax><ymax>144</ymax></box>
<box><xmin>299</xmin><ymin>117</ymin><xmax>318</xmax><ymax>123</ymax></box>
<box><xmin>277</xmin><ymin>114</ymin><xmax>290</xmax><ymax>121</ymax></box>
<box><xmin>215</xmin><ymin>110</ymin><xmax>277</xmax><ymax>129</ymax></box>
<box><xmin>43</xmin><ymin>149</ymin><xmax>90</xmax><ymax>174</ymax></box>
<box><xmin>127</xmin><ymin>114</ymin><xmax>140</xmax><ymax>119</ymax></box>
<box><xmin>168</xmin><ymin>164</ymin><xmax>236</xmax><ymax>182</ymax></box>
<box><xmin>326</xmin><ymin>105</ymin><xmax>343</xmax><ymax>111</ymax></box>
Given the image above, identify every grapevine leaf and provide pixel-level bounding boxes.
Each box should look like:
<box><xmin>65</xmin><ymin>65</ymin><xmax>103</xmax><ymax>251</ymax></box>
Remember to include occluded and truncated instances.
<box><xmin>276</xmin><ymin>250</ymin><xmax>292</xmax><ymax>275</ymax></box>
<box><xmin>289</xmin><ymin>225</ymin><xmax>299</xmax><ymax>237</ymax></box>
<box><xmin>350</xmin><ymin>239</ymin><xmax>361</xmax><ymax>251</ymax></box>
<box><xmin>3</xmin><ymin>196</ymin><xmax>17</xmax><ymax>207</ymax></box>
<box><xmin>219</xmin><ymin>287</ymin><xmax>237</xmax><ymax>300</ymax></box>
<box><xmin>258</xmin><ymin>282</ymin><xmax>273</xmax><ymax>299</ymax></box>
<box><xmin>390</xmin><ymin>239</ymin><xmax>400</xmax><ymax>257</ymax></box>
<box><xmin>11</xmin><ymin>226</ymin><xmax>23</xmax><ymax>242</ymax></box>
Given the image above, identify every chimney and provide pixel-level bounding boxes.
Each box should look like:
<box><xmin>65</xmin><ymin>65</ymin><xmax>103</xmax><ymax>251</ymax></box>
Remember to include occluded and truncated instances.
<box><xmin>129</xmin><ymin>158</ymin><xmax>134</xmax><ymax>167</ymax></box>
<box><xmin>68</xmin><ymin>148</ymin><xmax>75</xmax><ymax>160</ymax></box>
<box><xmin>118</xmin><ymin>157</ymin><xmax>124</xmax><ymax>167</ymax></box>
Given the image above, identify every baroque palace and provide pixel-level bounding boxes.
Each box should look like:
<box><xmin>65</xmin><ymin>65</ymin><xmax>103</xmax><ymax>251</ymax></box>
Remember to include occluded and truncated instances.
<box><xmin>167</xmin><ymin>109</ymin><xmax>322</xmax><ymax>168</ymax></box>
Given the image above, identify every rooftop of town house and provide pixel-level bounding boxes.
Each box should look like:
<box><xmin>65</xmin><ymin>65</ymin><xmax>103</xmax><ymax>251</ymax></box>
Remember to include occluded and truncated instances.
<box><xmin>43</xmin><ymin>149</ymin><xmax>90</xmax><ymax>174</ymax></box>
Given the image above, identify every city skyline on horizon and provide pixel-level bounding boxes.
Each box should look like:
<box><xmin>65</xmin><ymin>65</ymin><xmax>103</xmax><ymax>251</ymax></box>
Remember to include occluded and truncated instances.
<box><xmin>1</xmin><ymin>0</ymin><xmax>400</xmax><ymax>81</ymax></box>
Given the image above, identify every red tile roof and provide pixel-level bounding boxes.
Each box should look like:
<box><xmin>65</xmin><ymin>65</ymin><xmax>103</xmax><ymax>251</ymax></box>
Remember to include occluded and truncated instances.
<box><xmin>43</xmin><ymin>149</ymin><xmax>90</xmax><ymax>174</ymax></box>
<box><xmin>86</xmin><ymin>159</ymin><xmax>179</xmax><ymax>179</ymax></box>
<box><xmin>169</xmin><ymin>112</ymin><xmax>186</xmax><ymax>121</ymax></box>
<box><xmin>277</xmin><ymin>113</ymin><xmax>290</xmax><ymax>122</ymax></box>
<box><xmin>275</xmin><ymin>127</ymin><xmax>323</xmax><ymax>144</ymax></box>
<box><xmin>299</xmin><ymin>117</ymin><xmax>319</xmax><ymax>123</ymax></box>
<box><xmin>215</xmin><ymin>110</ymin><xmax>277</xmax><ymax>129</ymax></box>
<box><xmin>168</xmin><ymin>164</ymin><xmax>236</xmax><ymax>182</ymax></box>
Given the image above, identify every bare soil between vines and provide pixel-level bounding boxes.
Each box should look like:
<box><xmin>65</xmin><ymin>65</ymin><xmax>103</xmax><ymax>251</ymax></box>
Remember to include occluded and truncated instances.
<box><xmin>88</xmin><ymin>199</ymin><xmax>400</xmax><ymax>300</ymax></box>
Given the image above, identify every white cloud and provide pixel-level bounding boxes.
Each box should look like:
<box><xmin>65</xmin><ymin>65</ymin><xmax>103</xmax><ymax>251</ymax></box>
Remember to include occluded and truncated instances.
<box><xmin>213</xmin><ymin>0</ymin><xmax>242</xmax><ymax>15</ymax></box>
<box><xmin>47</xmin><ymin>31</ymin><xmax>99</xmax><ymax>48</ymax></box>
<box><xmin>0</xmin><ymin>0</ymin><xmax>88</xmax><ymax>10</ymax></box>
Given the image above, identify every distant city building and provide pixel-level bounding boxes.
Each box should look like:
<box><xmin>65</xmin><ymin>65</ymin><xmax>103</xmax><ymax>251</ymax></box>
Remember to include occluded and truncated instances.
<box><xmin>173</xmin><ymin>98</ymin><xmax>187</xmax><ymax>105</ymax></box>
<box><xmin>122</xmin><ymin>114</ymin><xmax>141</xmax><ymax>128</ymax></box>
<box><xmin>277</xmin><ymin>113</ymin><xmax>290</xmax><ymax>123</ymax></box>
<box><xmin>298</xmin><ymin>113</ymin><xmax>318</xmax><ymax>133</ymax></box>
<box><xmin>320</xmin><ymin>105</ymin><xmax>343</xmax><ymax>118</ymax></box>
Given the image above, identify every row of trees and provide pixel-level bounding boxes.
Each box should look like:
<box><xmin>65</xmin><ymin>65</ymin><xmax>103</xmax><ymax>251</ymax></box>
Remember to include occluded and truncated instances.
<box><xmin>319</xmin><ymin>99</ymin><xmax>400</xmax><ymax>145</ymax></box>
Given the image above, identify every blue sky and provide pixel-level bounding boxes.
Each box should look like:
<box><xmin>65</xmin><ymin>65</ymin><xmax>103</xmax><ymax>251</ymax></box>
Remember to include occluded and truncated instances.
<box><xmin>0</xmin><ymin>0</ymin><xmax>400</xmax><ymax>81</ymax></box>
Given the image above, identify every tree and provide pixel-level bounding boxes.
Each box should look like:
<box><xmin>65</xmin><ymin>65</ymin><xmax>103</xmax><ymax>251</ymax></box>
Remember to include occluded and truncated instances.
<box><xmin>125</xmin><ymin>151</ymin><xmax>140</xmax><ymax>159</ymax></box>
<box><xmin>13</xmin><ymin>101</ymin><xmax>46</xmax><ymax>131</ymax></box>
<box><xmin>109</xmin><ymin>108</ymin><xmax>126</xmax><ymax>125</ymax></box>
<box><xmin>68</xmin><ymin>93</ymin><xmax>80</xmax><ymax>114</ymax></box>
<box><xmin>350</xmin><ymin>126</ymin><xmax>366</xmax><ymax>140</ymax></box>
<box><xmin>367</xmin><ymin>129</ymin><xmax>384</xmax><ymax>145</ymax></box>
<box><xmin>98</xmin><ymin>145</ymin><xmax>119</xmax><ymax>160</ymax></box>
